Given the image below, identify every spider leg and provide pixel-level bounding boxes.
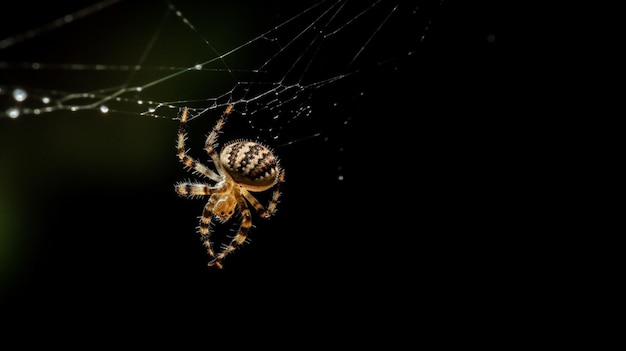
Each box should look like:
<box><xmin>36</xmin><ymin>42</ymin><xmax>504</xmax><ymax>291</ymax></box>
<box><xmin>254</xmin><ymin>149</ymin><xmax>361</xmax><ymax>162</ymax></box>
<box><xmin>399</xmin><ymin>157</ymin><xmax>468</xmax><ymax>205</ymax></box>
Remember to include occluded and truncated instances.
<box><xmin>175</xmin><ymin>182</ymin><xmax>222</xmax><ymax>197</ymax></box>
<box><xmin>174</xmin><ymin>181</ymin><xmax>226</xmax><ymax>268</ymax></box>
<box><xmin>199</xmin><ymin>195</ymin><xmax>223</xmax><ymax>269</ymax></box>
<box><xmin>177</xmin><ymin>107</ymin><xmax>222</xmax><ymax>182</ymax></box>
<box><xmin>204</xmin><ymin>110</ymin><xmax>230</xmax><ymax>173</ymax></box>
<box><xmin>209</xmin><ymin>190</ymin><xmax>252</xmax><ymax>267</ymax></box>
<box><xmin>241</xmin><ymin>169</ymin><xmax>285</xmax><ymax>218</ymax></box>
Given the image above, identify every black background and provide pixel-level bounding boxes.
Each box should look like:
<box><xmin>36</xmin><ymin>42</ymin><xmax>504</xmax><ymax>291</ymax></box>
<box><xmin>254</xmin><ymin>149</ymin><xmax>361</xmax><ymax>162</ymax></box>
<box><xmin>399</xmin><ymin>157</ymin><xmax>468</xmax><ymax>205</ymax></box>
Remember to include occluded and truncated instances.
<box><xmin>0</xmin><ymin>0</ymin><xmax>520</xmax><ymax>343</ymax></box>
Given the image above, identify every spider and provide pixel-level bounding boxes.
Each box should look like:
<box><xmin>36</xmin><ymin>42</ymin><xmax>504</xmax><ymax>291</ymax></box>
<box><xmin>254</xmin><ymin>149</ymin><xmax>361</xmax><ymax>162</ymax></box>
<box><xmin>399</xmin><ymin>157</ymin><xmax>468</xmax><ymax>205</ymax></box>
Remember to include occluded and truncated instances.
<box><xmin>174</xmin><ymin>105</ymin><xmax>285</xmax><ymax>269</ymax></box>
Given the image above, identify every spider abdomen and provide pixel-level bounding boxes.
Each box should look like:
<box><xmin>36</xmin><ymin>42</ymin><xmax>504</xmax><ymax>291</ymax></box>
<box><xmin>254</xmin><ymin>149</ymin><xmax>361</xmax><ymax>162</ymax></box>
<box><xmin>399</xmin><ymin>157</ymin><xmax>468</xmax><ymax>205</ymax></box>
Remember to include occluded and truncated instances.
<box><xmin>220</xmin><ymin>140</ymin><xmax>280</xmax><ymax>191</ymax></box>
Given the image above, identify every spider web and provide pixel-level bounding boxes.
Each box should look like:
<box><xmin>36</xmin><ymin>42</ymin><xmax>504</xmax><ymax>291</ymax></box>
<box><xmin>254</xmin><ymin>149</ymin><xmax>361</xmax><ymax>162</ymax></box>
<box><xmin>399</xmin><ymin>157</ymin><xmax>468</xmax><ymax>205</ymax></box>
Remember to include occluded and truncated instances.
<box><xmin>0</xmin><ymin>0</ymin><xmax>443</xmax><ymax>133</ymax></box>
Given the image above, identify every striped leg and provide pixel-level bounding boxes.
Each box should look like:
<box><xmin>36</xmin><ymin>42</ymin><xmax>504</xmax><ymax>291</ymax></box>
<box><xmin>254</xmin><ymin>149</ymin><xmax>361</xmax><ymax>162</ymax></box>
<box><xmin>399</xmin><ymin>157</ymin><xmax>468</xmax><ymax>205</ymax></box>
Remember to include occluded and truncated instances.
<box><xmin>177</xmin><ymin>107</ymin><xmax>222</xmax><ymax>182</ymax></box>
<box><xmin>204</xmin><ymin>115</ymin><xmax>227</xmax><ymax>170</ymax></box>
<box><xmin>198</xmin><ymin>195</ymin><xmax>222</xmax><ymax>269</ymax></box>
<box><xmin>174</xmin><ymin>182</ymin><xmax>225</xmax><ymax>269</ymax></box>
<box><xmin>209</xmin><ymin>191</ymin><xmax>252</xmax><ymax>267</ymax></box>
<box><xmin>203</xmin><ymin>105</ymin><xmax>233</xmax><ymax>171</ymax></box>
<box><xmin>174</xmin><ymin>182</ymin><xmax>221</xmax><ymax>197</ymax></box>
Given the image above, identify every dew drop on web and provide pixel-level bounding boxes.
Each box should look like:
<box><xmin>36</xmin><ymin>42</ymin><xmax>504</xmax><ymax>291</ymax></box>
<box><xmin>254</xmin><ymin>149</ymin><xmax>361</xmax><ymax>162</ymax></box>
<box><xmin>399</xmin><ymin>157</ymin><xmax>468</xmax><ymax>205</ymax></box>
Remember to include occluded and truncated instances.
<box><xmin>6</xmin><ymin>107</ymin><xmax>20</xmax><ymax>118</ymax></box>
<box><xmin>12</xmin><ymin>88</ymin><xmax>27</xmax><ymax>102</ymax></box>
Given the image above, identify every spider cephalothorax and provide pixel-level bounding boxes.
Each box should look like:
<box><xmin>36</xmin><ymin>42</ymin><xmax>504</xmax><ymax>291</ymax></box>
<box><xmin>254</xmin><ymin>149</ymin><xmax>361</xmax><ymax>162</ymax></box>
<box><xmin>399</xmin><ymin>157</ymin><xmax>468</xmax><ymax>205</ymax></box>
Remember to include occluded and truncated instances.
<box><xmin>175</xmin><ymin>106</ymin><xmax>285</xmax><ymax>269</ymax></box>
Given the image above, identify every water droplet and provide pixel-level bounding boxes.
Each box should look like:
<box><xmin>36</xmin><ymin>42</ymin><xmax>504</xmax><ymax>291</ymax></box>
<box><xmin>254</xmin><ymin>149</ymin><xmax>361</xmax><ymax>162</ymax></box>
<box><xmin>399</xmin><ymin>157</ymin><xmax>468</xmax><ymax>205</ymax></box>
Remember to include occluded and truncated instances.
<box><xmin>137</xmin><ymin>100</ymin><xmax>143</xmax><ymax>105</ymax></box>
<box><xmin>70</xmin><ymin>106</ymin><xmax>78</xmax><ymax>111</ymax></box>
<box><xmin>12</xmin><ymin>88</ymin><xmax>27</xmax><ymax>102</ymax></box>
<box><xmin>6</xmin><ymin>107</ymin><xmax>20</xmax><ymax>118</ymax></box>
<box><xmin>195</xmin><ymin>64</ymin><xmax>202</xmax><ymax>70</ymax></box>
<box><xmin>100</xmin><ymin>105</ymin><xmax>109</xmax><ymax>113</ymax></box>
<box><xmin>135</xmin><ymin>87</ymin><xmax>142</xmax><ymax>92</ymax></box>
<box><xmin>148</xmin><ymin>107</ymin><xmax>156</xmax><ymax>113</ymax></box>
<box><xmin>32</xmin><ymin>62</ymin><xmax>41</xmax><ymax>69</ymax></box>
<box><xmin>41</xmin><ymin>96</ymin><xmax>50</xmax><ymax>104</ymax></box>
<box><xmin>337</xmin><ymin>174</ymin><xmax>344</xmax><ymax>181</ymax></box>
